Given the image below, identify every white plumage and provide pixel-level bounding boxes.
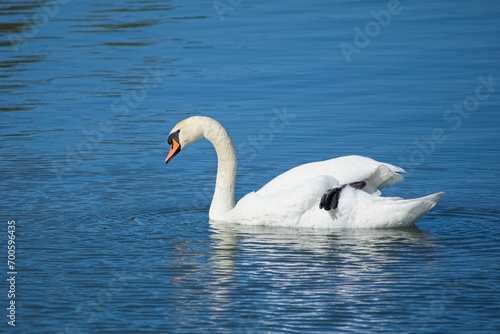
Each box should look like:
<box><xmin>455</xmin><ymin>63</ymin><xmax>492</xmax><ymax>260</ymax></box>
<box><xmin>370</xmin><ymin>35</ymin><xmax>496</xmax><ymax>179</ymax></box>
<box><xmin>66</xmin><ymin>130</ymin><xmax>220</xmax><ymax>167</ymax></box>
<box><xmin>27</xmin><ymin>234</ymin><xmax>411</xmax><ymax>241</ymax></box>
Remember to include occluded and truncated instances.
<box><xmin>165</xmin><ymin>116</ymin><xmax>443</xmax><ymax>229</ymax></box>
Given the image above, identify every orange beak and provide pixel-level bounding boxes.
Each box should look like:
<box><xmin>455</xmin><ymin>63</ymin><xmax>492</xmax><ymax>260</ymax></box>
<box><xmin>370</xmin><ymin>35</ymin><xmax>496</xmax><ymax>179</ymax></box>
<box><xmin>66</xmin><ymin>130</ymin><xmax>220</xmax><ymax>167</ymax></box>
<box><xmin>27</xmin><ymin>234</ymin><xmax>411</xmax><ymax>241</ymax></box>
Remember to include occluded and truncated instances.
<box><xmin>165</xmin><ymin>139</ymin><xmax>181</xmax><ymax>164</ymax></box>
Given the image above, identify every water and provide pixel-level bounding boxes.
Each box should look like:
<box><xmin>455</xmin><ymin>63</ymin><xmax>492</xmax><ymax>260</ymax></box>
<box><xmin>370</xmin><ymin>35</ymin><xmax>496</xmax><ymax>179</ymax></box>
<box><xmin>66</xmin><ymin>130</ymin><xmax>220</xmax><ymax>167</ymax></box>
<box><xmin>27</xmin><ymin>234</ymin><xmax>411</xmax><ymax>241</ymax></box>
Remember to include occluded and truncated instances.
<box><xmin>1</xmin><ymin>0</ymin><xmax>499</xmax><ymax>332</ymax></box>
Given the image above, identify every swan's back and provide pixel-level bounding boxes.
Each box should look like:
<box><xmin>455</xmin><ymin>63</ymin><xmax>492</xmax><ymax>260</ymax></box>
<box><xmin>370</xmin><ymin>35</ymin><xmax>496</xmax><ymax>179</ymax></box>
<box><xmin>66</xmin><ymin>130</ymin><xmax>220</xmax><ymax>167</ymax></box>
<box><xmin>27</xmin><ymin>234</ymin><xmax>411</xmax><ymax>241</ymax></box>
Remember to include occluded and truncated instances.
<box><xmin>256</xmin><ymin>155</ymin><xmax>404</xmax><ymax>197</ymax></box>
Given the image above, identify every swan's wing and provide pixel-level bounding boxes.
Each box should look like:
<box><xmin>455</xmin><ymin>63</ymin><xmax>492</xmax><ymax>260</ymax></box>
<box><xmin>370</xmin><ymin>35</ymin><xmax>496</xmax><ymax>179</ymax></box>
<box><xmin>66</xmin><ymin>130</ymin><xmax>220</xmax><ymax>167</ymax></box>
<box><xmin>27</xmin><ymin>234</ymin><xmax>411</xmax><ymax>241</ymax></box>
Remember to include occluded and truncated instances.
<box><xmin>257</xmin><ymin>155</ymin><xmax>404</xmax><ymax>196</ymax></box>
<box><xmin>228</xmin><ymin>175</ymin><xmax>339</xmax><ymax>225</ymax></box>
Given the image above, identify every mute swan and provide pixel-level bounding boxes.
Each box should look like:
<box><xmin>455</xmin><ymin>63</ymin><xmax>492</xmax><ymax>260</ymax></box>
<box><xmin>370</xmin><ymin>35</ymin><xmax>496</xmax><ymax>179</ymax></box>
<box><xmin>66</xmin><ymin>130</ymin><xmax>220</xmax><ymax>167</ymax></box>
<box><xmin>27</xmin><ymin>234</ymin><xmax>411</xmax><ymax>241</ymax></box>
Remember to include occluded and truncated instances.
<box><xmin>165</xmin><ymin>116</ymin><xmax>443</xmax><ymax>228</ymax></box>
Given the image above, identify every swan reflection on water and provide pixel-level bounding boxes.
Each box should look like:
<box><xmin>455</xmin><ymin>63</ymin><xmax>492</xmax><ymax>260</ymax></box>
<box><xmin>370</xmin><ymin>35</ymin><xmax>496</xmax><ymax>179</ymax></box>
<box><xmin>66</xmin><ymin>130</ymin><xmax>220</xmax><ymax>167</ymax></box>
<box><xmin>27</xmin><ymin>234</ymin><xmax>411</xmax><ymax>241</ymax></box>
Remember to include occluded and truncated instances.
<box><xmin>209</xmin><ymin>220</ymin><xmax>433</xmax><ymax>258</ymax></box>
<box><xmin>208</xmin><ymin>222</ymin><xmax>432</xmax><ymax>292</ymax></box>
<box><xmin>166</xmin><ymin>212</ymin><xmax>445</xmax><ymax>330</ymax></box>
<box><xmin>164</xmin><ymin>221</ymin><xmax>436</xmax><ymax>330</ymax></box>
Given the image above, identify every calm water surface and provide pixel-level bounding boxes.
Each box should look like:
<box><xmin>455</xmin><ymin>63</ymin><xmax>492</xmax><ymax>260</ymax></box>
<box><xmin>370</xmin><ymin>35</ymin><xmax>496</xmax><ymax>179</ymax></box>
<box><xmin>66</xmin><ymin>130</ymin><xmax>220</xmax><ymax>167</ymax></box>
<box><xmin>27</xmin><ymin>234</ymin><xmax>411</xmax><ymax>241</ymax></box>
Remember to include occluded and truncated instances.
<box><xmin>1</xmin><ymin>0</ymin><xmax>499</xmax><ymax>333</ymax></box>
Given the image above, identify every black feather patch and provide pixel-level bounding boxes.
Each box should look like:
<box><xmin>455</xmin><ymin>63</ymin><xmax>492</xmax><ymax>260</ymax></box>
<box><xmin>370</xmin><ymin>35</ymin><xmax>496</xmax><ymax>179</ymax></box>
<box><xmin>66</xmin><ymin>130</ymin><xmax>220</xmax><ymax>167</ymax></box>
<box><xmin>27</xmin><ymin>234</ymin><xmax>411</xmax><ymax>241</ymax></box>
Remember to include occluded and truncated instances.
<box><xmin>319</xmin><ymin>189</ymin><xmax>331</xmax><ymax>210</ymax></box>
<box><xmin>319</xmin><ymin>181</ymin><xmax>366</xmax><ymax>211</ymax></box>
<box><xmin>349</xmin><ymin>181</ymin><xmax>366</xmax><ymax>189</ymax></box>
<box><xmin>319</xmin><ymin>186</ymin><xmax>345</xmax><ymax>211</ymax></box>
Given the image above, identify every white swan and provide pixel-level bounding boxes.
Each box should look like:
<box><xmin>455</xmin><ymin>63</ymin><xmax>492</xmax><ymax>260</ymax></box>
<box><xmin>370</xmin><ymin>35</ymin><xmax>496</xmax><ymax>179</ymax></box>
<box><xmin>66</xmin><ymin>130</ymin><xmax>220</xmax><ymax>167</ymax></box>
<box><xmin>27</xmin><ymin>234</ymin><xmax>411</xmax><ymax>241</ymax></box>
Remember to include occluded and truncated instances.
<box><xmin>165</xmin><ymin>116</ymin><xmax>443</xmax><ymax>228</ymax></box>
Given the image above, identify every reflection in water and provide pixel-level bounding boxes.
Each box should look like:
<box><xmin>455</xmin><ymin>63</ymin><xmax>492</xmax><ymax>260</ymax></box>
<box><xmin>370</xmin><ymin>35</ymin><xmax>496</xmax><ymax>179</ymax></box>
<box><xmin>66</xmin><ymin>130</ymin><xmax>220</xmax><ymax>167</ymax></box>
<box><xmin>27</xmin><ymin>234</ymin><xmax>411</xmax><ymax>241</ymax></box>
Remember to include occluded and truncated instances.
<box><xmin>173</xmin><ymin>222</ymin><xmax>436</xmax><ymax>331</ymax></box>
<box><xmin>209</xmin><ymin>221</ymin><xmax>432</xmax><ymax>274</ymax></box>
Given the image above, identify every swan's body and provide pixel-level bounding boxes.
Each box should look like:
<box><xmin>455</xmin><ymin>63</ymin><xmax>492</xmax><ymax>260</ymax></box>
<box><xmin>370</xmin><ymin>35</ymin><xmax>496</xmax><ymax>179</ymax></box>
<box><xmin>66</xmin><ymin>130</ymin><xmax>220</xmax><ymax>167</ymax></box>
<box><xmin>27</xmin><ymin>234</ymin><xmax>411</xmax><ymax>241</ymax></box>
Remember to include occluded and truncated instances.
<box><xmin>166</xmin><ymin>116</ymin><xmax>443</xmax><ymax>228</ymax></box>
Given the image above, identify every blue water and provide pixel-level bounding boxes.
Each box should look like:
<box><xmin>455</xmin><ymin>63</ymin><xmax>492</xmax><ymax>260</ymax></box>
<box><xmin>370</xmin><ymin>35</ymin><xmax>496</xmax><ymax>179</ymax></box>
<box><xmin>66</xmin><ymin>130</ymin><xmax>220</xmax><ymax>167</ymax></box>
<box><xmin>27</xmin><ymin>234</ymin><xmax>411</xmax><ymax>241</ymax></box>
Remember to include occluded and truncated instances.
<box><xmin>1</xmin><ymin>0</ymin><xmax>500</xmax><ymax>333</ymax></box>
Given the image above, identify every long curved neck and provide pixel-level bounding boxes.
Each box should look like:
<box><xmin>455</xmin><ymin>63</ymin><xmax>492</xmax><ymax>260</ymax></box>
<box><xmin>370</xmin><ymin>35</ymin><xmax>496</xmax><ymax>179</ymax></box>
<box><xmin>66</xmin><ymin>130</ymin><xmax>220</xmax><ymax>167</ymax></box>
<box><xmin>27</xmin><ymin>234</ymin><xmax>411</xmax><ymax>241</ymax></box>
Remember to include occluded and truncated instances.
<box><xmin>202</xmin><ymin>118</ymin><xmax>237</xmax><ymax>220</ymax></box>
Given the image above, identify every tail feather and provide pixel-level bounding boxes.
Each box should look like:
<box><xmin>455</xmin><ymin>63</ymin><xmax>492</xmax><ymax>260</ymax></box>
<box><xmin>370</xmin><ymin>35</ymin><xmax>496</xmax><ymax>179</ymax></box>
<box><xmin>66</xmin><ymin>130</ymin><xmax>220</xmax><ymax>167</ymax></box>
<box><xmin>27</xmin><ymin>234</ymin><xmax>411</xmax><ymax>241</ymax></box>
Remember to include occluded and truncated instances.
<box><xmin>385</xmin><ymin>192</ymin><xmax>444</xmax><ymax>227</ymax></box>
<box><xmin>339</xmin><ymin>188</ymin><xmax>444</xmax><ymax>228</ymax></box>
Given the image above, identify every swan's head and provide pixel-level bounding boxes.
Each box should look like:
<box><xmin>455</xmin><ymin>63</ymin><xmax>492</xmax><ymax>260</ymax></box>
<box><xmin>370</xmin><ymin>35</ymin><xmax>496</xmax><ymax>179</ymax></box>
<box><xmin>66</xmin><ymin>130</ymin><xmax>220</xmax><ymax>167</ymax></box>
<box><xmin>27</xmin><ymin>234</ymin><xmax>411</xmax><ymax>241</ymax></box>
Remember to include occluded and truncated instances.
<box><xmin>165</xmin><ymin>117</ymin><xmax>205</xmax><ymax>163</ymax></box>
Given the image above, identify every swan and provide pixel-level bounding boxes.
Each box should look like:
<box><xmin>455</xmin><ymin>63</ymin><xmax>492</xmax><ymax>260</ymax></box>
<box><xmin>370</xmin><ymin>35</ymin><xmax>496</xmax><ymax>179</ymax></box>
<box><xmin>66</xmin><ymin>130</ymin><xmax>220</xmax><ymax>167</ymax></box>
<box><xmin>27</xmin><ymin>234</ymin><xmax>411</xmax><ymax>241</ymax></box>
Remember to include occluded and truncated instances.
<box><xmin>165</xmin><ymin>116</ymin><xmax>443</xmax><ymax>228</ymax></box>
